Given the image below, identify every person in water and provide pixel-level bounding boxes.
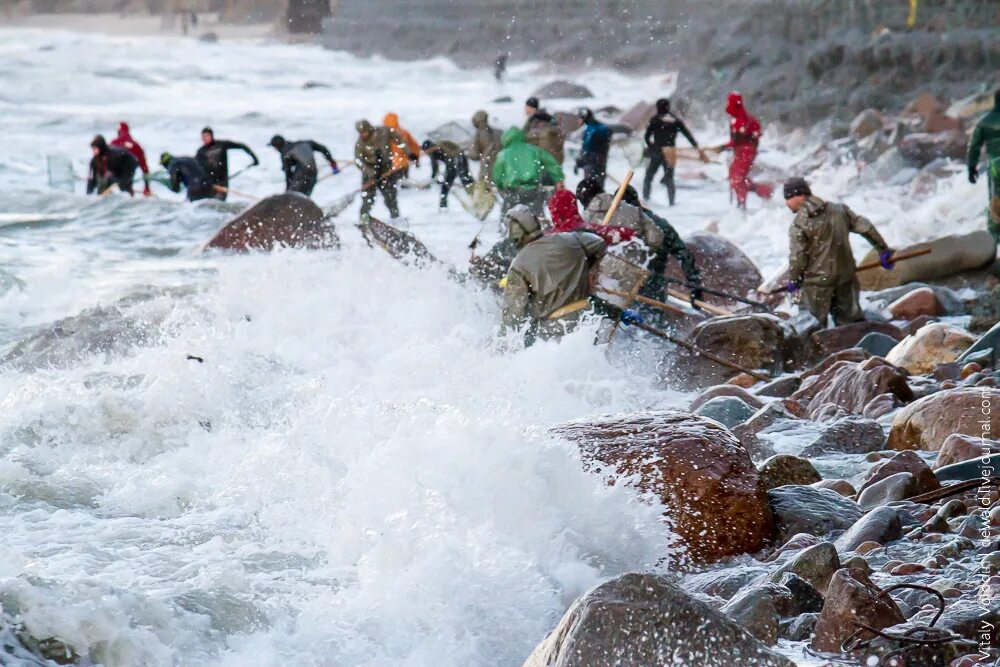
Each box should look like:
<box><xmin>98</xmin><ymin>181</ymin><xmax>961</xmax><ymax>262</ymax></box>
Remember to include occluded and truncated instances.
<box><xmin>160</xmin><ymin>152</ymin><xmax>215</xmax><ymax>201</ymax></box>
<box><xmin>110</xmin><ymin>122</ymin><xmax>152</xmax><ymax>196</ymax></box>
<box><xmin>195</xmin><ymin>127</ymin><xmax>259</xmax><ymax>201</ymax></box>
<box><xmin>269</xmin><ymin>135</ymin><xmax>339</xmax><ymax>196</ymax></box>
<box><xmin>87</xmin><ymin>134</ymin><xmax>139</xmax><ymax>196</ymax></box>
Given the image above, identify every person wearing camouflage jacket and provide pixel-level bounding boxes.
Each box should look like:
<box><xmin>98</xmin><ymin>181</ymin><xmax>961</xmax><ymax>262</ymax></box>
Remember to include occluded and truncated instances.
<box><xmin>354</xmin><ymin>119</ymin><xmax>407</xmax><ymax>220</ymax></box>
<box><xmin>967</xmin><ymin>89</ymin><xmax>1000</xmax><ymax>245</ymax></box>
<box><xmin>468</xmin><ymin>111</ymin><xmax>502</xmax><ymax>184</ymax></box>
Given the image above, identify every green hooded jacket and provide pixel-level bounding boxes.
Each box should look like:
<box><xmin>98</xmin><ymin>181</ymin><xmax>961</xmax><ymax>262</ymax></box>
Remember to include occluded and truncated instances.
<box><xmin>968</xmin><ymin>100</ymin><xmax>1000</xmax><ymax>183</ymax></box>
<box><xmin>492</xmin><ymin>127</ymin><xmax>564</xmax><ymax>190</ymax></box>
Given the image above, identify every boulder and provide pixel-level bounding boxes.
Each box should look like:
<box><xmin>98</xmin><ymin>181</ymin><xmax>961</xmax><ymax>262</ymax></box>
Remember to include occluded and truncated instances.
<box><xmin>867</xmin><ymin>282</ymin><xmax>966</xmax><ymax>315</ymax></box>
<box><xmin>812</xmin><ymin>479</ymin><xmax>856</xmax><ymax>497</ymax></box>
<box><xmin>530</xmin><ymin>79</ymin><xmax>594</xmax><ymax>99</ymax></box>
<box><xmin>859</xmin><ymin>450</ymin><xmax>940</xmax><ymax>496</ymax></box>
<box><xmin>809</xmin><ymin>322</ymin><xmax>903</xmax><ymax>362</ymax></box>
<box><xmin>849</xmin><ymin>109</ymin><xmax>884</xmax><ymax>140</ymax></box>
<box><xmin>861</xmin><ymin>147</ymin><xmax>910</xmax><ymax>182</ymax></box>
<box><xmin>887</xmin><ymin>387</ymin><xmax>1000</xmax><ymax>451</ymax></box>
<box><xmin>885</xmin><ymin>322</ymin><xmax>977</xmax><ymax>374</ymax></box>
<box><xmin>934</xmin><ymin>433</ymin><xmax>1000</xmax><ymax>469</ymax></box>
<box><xmin>958</xmin><ymin>320</ymin><xmax>1000</xmax><ymax>363</ymax></box>
<box><xmin>767</xmin><ymin>486</ymin><xmax>863</xmax><ymax>543</ymax></box>
<box><xmin>552</xmin><ymin>410</ymin><xmax>774</xmax><ymax>563</ymax></box>
<box><xmin>898</xmin><ymin>131</ymin><xmax>968</xmax><ymax>165</ymax></box>
<box><xmin>668</xmin><ymin>315</ymin><xmax>788</xmax><ymax>389</ymax></box>
<box><xmin>757</xmin><ymin>455</ymin><xmax>821</xmax><ymax>491</ymax></box>
<box><xmin>619</xmin><ymin>101</ymin><xmax>657</xmax><ymax>133</ymax></box>
<box><xmin>695</xmin><ymin>396</ymin><xmax>758</xmax><ymax>428</ymax></box>
<box><xmin>811</xmin><ymin>568</ymin><xmax>905</xmax><ymax>652</ymax></box>
<box><xmin>204</xmin><ymin>193</ymin><xmax>338</xmax><ymax>252</ymax></box>
<box><xmin>904</xmin><ymin>92</ymin><xmax>946</xmax><ymax>120</ymax></box>
<box><xmin>801</xmin><ymin>416</ymin><xmax>886</xmax><ymax>457</ymax></box>
<box><xmin>791</xmin><ymin>358</ymin><xmax>914</xmax><ymax>420</ymax></box>
<box><xmin>721</xmin><ymin>583</ymin><xmax>792</xmax><ymax>645</ymax></box>
<box><xmin>523</xmin><ymin>573</ymin><xmax>796</xmax><ymax>667</ymax></box>
<box><xmin>755</xmin><ymin>376</ymin><xmax>801</xmax><ymax>398</ymax></box>
<box><xmin>923</xmin><ymin>112</ymin><xmax>963</xmax><ymax>134</ymax></box>
<box><xmin>835</xmin><ymin>507</ymin><xmax>904</xmax><ymax>553</ymax></box>
<box><xmin>856</xmin><ymin>472</ymin><xmax>920</xmax><ymax>509</ymax></box>
<box><xmin>887</xmin><ymin>287</ymin><xmax>943</xmax><ymax>320</ymax></box>
<box><xmin>856</xmin><ymin>332</ymin><xmax>900</xmax><ymax>358</ymax></box>
<box><xmin>857</xmin><ymin>231</ymin><xmax>997</xmax><ymax>292</ymax></box>
<box><xmin>777</xmin><ymin>573</ymin><xmax>825</xmax><ymax>615</ymax></box>
<box><xmin>663</xmin><ymin>232</ymin><xmax>763</xmax><ymax>309</ymax></box>
<box><xmin>768</xmin><ymin>541</ymin><xmax>841</xmax><ymax>594</ymax></box>
<box><xmin>688</xmin><ymin>385</ymin><xmax>766</xmax><ymax>412</ymax></box>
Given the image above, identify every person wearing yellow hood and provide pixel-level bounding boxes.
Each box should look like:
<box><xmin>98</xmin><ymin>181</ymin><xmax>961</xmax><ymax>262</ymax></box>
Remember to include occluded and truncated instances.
<box><xmin>382</xmin><ymin>113</ymin><xmax>421</xmax><ymax>177</ymax></box>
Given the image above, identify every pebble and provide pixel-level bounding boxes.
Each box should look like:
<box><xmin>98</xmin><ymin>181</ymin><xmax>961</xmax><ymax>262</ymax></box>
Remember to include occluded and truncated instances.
<box><xmin>982</xmin><ymin>551</ymin><xmax>1000</xmax><ymax>576</ymax></box>
<box><xmin>990</xmin><ymin>506</ymin><xmax>1000</xmax><ymax>526</ymax></box>
<box><xmin>865</xmin><ymin>451</ymin><xmax>894</xmax><ymax>463</ymax></box>
<box><xmin>936</xmin><ymin>499</ymin><xmax>968</xmax><ymax>519</ymax></box>
<box><xmin>921</xmin><ymin>533</ymin><xmax>947</xmax><ymax>543</ymax></box>
<box><xmin>855</xmin><ymin>541</ymin><xmax>882</xmax><ymax>555</ymax></box>
<box><xmin>842</xmin><ymin>555</ymin><xmax>872</xmax><ymax>575</ymax></box>
<box><xmin>882</xmin><ymin>559</ymin><xmax>904</xmax><ymax>572</ymax></box>
<box><xmin>960</xmin><ymin>362</ymin><xmax>982</xmax><ymax>379</ymax></box>
<box><xmin>922</xmin><ymin>515</ymin><xmax>951</xmax><ymax>533</ymax></box>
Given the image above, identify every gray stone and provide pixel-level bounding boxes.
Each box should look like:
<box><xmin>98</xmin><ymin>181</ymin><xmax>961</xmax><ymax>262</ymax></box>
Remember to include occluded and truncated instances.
<box><xmin>755</xmin><ymin>376</ymin><xmax>801</xmax><ymax>398</ymax></box>
<box><xmin>777</xmin><ymin>573</ymin><xmax>824</xmax><ymax>615</ymax></box>
<box><xmin>530</xmin><ymin>79</ymin><xmax>594</xmax><ymax>99</ymax></box>
<box><xmin>695</xmin><ymin>396</ymin><xmax>758</xmax><ymax>428</ymax></box>
<box><xmin>721</xmin><ymin>583</ymin><xmax>792</xmax><ymax>645</ymax></box>
<box><xmin>522</xmin><ymin>573</ymin><xmax>796</xmax><ymax>667</ymax></box>
<box><xmin>769</xmin><ymin>542</ymin><xmax>841</xmax><ymax>594</ymax></box>
<box><xmin>779</xmin><ymin>613</ymin><xmax>818</xmax><ymax>642</ymax></box>
<box><xmin>959</xmin><ymin>320</ymin><xmax>1000</xmax><ymax>363</ymax></box>
<box><xmin>835</xmin><ymin>507</ymin><xmax>904</xmax><ymax>553</ymax></box>
<box><xmin>800</xmin><ymin>416</ymin><xmax>886</xmax><ymax>456</ymax></box>
<box><xmin>857</xmin><ymin>472</ymin><xmax>920</xmax><ymax>509</ymax></box>
<box><xmin>857</xmin><ymin>332</ymin><xmax>899</xmax><ymax>358</ymax></box>
<box><xmin>767</xmin><ymin>486</ymin><xmax>864</xmax><ymax>542</ymax></box>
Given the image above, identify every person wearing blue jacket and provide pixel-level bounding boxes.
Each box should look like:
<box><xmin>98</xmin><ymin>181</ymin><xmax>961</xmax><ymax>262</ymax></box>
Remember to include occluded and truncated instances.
<box><xmin>575</xmin><ymin>108</ymin><xmax>612</xmax><ymax>186</ymax></box>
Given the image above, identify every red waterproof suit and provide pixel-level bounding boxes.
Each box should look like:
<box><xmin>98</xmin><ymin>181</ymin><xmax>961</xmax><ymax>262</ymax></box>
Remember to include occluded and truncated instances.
<box><xmin>111</xmin><ymin>122</ymin><xmax>151</xmax><ymax>195</ymax></box>
<box><xmin>723</xmin><ymin>93</ymin><xmax>771</xmax><ymax>208</ymax></box>
<box><xmin>546</xmin><ymin>189</ymin><xmax>636</xmax><ymax>246</ymax></box>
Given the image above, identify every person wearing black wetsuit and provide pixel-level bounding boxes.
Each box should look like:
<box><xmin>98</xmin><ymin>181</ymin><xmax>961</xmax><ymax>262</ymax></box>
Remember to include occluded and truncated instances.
<box><xmin>422</xmin><ymin>139</ymin><xmax>475</xmax><ymax>209</ymax></box>
<box><xmin>160</xmin><ymin>152</ymin><xmax>215</xmax><ymax>201</ymax></box>
<box><xmin>643</xmin><ymin>98</ymin><xmax>702</xmax><ymax>205</ymax></box>
<box><xmin>87</xmin><ymin>135</ymin><xmax>140</xmax><ymax>196</ymax></box>
<box><xmin>196</xmin><ymin>127</ymin><xmax>259</xmax><ymax>200</ymax></box>
<box><xmin>269</xmin><ymin>135</ymin><xmax>338</xmax><ymax>196</ymax></box>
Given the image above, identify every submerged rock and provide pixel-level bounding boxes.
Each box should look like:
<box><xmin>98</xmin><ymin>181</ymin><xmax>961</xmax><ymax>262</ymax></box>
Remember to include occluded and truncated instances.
<box><xmin>204</xmin><ymin>193</ymin><xmax>338</xmax><ymax>252</ymax></box>
<box><xmin>552</xmin><ymin>410</ymin><xmax>774</xmax><ymax>563</ymax></box>
<box><xmin>887</xmin><ymin>387</ymin><xmax>1000</xmax><ymax>451</ymax></box>
<box><xmin>885</xmin><ymin>322</ymin><xmax>977</xmax><ymax>374</ymax></box>
<box><xmin>523</xmin><ymin>573</ymin><xmax>795</xmax><ymax>667</ymax></box>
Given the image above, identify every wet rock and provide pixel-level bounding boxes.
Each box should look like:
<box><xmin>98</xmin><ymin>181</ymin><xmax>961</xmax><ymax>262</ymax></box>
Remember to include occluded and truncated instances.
<box><xmin>791</xmin><ymin>358</ymin><xmax>913</xmax><ymax>420</ymax></box>
<box><xmin>523</xmin><ymin>573</ymin><xmax>796</xmax><ymax>667</ymax></box>
<box><xmin>780</xmin><ymin>613</ymin><xmax>818</xmax><ymax>641</ymax></box>
<box><xmin>860</xmin><ymin>450</ymin><xmax>940</xmax><ymax>496</ymax></box>
<box><xmin>849</xmin><ymin>108</ymin><xmax>884</xmax><ymax>139</ymax></box>
<box><xmin>857</xmin><ymin>472</ymin><xmax>920</xmax><ymax>509</ymax></box>
<box><xmin>885</xmin><ymin>322</ymin><xmax>977</xmax><ymax>375</ymax></box>
<box><xmin>857</xmin><ymin>231</ymin><xmax>997</xmax><ymax>292</ymax></box>
<box><xmin>812</xmin><ymin>479</ymin><xmax>857</xmax><ymax>497</ymax></box>
<box><xmin>688</xmin><ymin>385</ymin><xmax>766</xmax><ymax>412</ymax></box>
<box><xmin>809</xmin><ymin>322</ymin><xmax>903</xmax><ymax>363</ymax></box>
<box><xmin>685</xmin><ymin>568</ymin><xmax>767</xmax><ymax>601</ymax></box>
<box><xmin>887</xmin><ymin>387</ymin><xmax>1000</xmax><ymax>451</ymax></box>
<box><xmin>618</xmin><ymin>101</ymin><xmax>657</xmax><ymax>133</ymax></box>
<box><xmin>887</xmin><ymin>286</ymin><xmax>944</xmax><ymax>319</ymax></box>
<box><xmin>552</xmin><ymin>410</ymin><xmax>774</xmax><ymax>563</ymax></box>
<box><xmin>721</xmin><ymin>583</ymin><xmax>792</xmax><ymax>644</ymax></box>
<box><xmin>899</xmin><ymin>599</ymin><xmax>1000</xmax><ymax>649</ymax></box>
<box><xmin>670</xmin><ymin>315</ymin><xmax>788</xmax><ymax>389</ymax></box>
<box><xmin>854</xmin><ymin>541</ymin><xmax>882</xmax><ymax>555</ymax></box>
<box><xmin>758</xmin><ymin>455</ymin><xmax>821</xmax><ymax>491</ymax></box>
<box><xmin>961</xmin><ymin>363</ymin><xmax>983</xmax><ymax>379</ymax></box>
<box><xmin>765</xmin><ymin>533</ymin><xmax>823</xmax><ymax>563</ymax></box>
<box><xmin>663</xmin><ymin>232</ymin><xmax>763</xmax><ymax>310</ymax></box>
<box><xmin>811</xmin><ymin>568</ymin><xmax>905</xmax><ymax>652</ymax></box>
<box><xmin>726</xmin><ymin>373</ymin><xmax>759</xmax><ymax>389</ymax></box>
<box><xmin>767</xmin><ymin>486</ymin><xmax>863</xmax><ymax>543</ymax></box>
<box><xmin>835</xmin><ymin>506</ymin><xmax>904</xmax><ymax>553</ymax></box>
<box><xmin>857</xmin><ymin>332</ymin><xmax>900</xmax><ymax>358</ymax></box>
<box><xmin>801</xmin><ymin>416</ymin><xmax>886</xmax><ymax>456</ymax></box>
<box><xmin>769</xmin><ymin>542</ymin><xmax>840</xmax><ymax>594</ymax></box>
<box><xmin>204</xmin><ymin>193</ymin><xmax>338</xmax><ymax>252</ymax></box>
<box><xmin>908</xmin><ymin>314</ymin><xmax>939</xmax><ymax>335</ymax></box>
<box><xmin>755</xmin><ymin>376</ymin><xmax>801</xmax><ymax>398</ymax></box>
<box><xmin>695</xmin><ymin>396</ymin><xmax>758</xmax><ymax>428</ymax></box>
<box><xmin>898</xmin><ymin>131</ymin><xmax>968</xmax><ymax>165</ymax></box>
<box><xmin>777</xmin><ymin>573</ymin><xmax>824</xmax><ymax>615</ymax></box>
<box><xmin>958</xmin><ymin>320</ymin><xmax>1000</xmax><ymax>364</ymax></box>
<box><xmin>530</xmin><ymin>79</ymin><xmax>594</xmax><ymax>99</ymax></box>
<box><xmin>862</xmin><ymin>146</ymin><xmax>910</xmax><ymax>182</ymax></box>
<box><xmin>800</xmin><ymin>348</ymin><xmax>869</xmax><ymax>380</ymax></box>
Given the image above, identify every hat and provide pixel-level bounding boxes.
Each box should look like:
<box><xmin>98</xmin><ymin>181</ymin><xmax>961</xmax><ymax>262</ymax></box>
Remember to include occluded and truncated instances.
<box><xmin>505</xmin><ymin>205</ymin><xmax>542</xmax><ymax>246</ymax></box>
<box><xmin>577</xmin><ymin>107</ymin><xmax>594</xmax><ymax>123</ymax></box>
<box><xmin>783</xmin><ymin>177</ymin><xmax>811</xmax><ymax>199</ymax></box>
<box><xmin>269</xmin><ymin>135</ymin><xmax>286</xmax><ymax>149</ymax></box>
<box><xmin>421</xmin><ymin>139</ymin><xmax>435</xmax><ymax>151</ymax></box>
<box><xmin>202</xmin><ymin>126</ymin><xmax>214</xmax><ymax>136</ymax></box>
<box><xmin>525</xmin><ymin>96</ymin><xmax>539</xmax><ymax>110</ymax></box>
<box><xmin>355</xmin><ymin>120</ymin><xmax>373</xmax><ymax>134</ymax></box>
<box><xmin>159</xmin><ymin>151</ymin><xmax>172</xmax><ymax>167</ymax></box>
<box><xmin>575</xmin><ymin>177</ymin><xmax>605</xmax><ymax>209</ymax></box>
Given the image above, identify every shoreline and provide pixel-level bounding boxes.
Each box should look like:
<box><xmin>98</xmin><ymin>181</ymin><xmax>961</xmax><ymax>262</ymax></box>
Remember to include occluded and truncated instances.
<box><xmin>3</xmin><ymin>11</ymin><xmax>280</xmax><ymax>41</ymax></box>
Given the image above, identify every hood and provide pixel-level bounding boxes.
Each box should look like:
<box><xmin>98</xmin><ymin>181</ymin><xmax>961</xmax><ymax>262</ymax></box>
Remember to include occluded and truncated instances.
<box><xmin>800</xmin><ymin>195</ymin><xmax>828</xmax><ymax>218</ymax></box>
<box><xmin>547</xmin><ymin>189</ymin><xmax>584</xmax><ymax>233</ymax></box>
<box><xmin>356</xmin><ymin>120</ymin><xmax>374</xmax><ymax>135</ymax></box>
<box><xmin>382</xmin><ymin>113</ymin><xmax>399</xmax><ymax>129</ymax></box>
<box><xmin>726</xmin><ymin>92</ymin><xmax>746</xmax><ymax>118</ymax></box>
<box><xmin>501</xmin><ymin>126</ymin><xmax>525</xmax><ymax>147</ymax></box>
<box><xmin>117</xmin><ymin>122</ymin><xmax>131</xmax><ymax>140</ymax></box>
<box><xmin>91</xmin><ymin>135</ymin><xmax>109</xmax><ymax>154</ymax></box>
<box><xmin>655</xmin><ymin>98</ymin><xmax>670</xmax><ymax>115</ymax></box>
<box><xmin>506</xmin><ymin>204</ymin><xmax>542</xmax><ymax>246</ymax></box>
<box><xmin>472</xmin><ymin>110</ymin><xmax>489</xmax><ymax>129</ymax></box>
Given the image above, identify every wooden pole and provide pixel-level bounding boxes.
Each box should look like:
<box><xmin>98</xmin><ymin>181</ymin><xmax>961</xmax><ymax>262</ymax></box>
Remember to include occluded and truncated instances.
<box><xmin>628</xmin><ymin>319</ymin><xmax>770</xmax><ymax>381</ymax></box>
<box><xmin>599</xmin><ymin>169</ymin><xmax>634</xmax><ymax>226</ymax></box>
<box><xmin>213</xmin><ymin>185</ymin><xmax>259</xmax><ymax>201</ymax></box>
<box><xmin>855</xmin><ymin>247</ymin><xmax>931</xmax><ymax>272</ymax></box>
<box><xmin>665</xmin><ymin>287</ymin><xmax>733</xmax><ymax>316</ymax></box>
<box><xmin>597</xmin><ymin>288</ymin><xmax>686</xmax><ymax>316</ymax></box>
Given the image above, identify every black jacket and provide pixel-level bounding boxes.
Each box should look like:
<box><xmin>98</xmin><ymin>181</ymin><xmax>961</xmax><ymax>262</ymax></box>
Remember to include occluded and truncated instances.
<box><xmin>167</xmin><ymin>156</ymin><xmax>213</xmax><ymax>200</ymax></box>
<box><xmin>644</xmin><ymin>113</ymin><xmax>698</xmax><ymax>150</ymax></box>
<box><xmin>196</xmin><ymin>139</ymin><xmax>258</xmax><ymax>186</ymax></box>
<box><xmin>281</xmin><ymin>140</ymin><xmax>335</xmax><ymax>176</ymax></box>
<box><xmin>87</xmin><ymin>145</ymin><xmax>139</xmax><ymax>194</ymax></box>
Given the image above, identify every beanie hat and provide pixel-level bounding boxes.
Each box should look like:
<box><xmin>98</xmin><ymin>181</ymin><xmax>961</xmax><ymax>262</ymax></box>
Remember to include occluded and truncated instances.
<box><xmin>783</xmin><ymin>177</ymin><xmax>811</xmax><ymax>199</ymax></box>
<box><xmin>575</xmin><ymin>177</ymin><xmax>605</xmax><ymax>209</ymax></box>
<box><xmin>525</xmin><ymin>96</ymin><xmax>539</xmax><ymax>110</ymax></box>
<box><xmin>159</xmin><ymin>151</ymin><xmax>172</xmax><ymax>167</ymax></box>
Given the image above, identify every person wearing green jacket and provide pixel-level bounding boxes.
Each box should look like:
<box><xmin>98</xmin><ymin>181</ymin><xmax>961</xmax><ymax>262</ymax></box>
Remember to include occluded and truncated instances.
<box><xmin>492</xmin><ymin>126</ymin><xmax>564</xmax><ymax>217</ymax></box>
<box><xmin>968</xmin><ymin>89</ymin><xmax>1000</xmax><ymax>245</ymax></box>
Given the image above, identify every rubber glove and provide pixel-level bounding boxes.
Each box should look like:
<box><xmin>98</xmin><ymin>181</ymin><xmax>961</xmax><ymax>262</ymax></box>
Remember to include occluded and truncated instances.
<box><xmin>621</xmin><ymin>309</ymin><xmax>644</xmax><ymax>326</ymax></box>
<box><xmin>689</xmin><ymin>285</ymin><xmax>704</xmax><ymax>309</ymax></box>
<box><xmin>879</xmin><ymin>249</ymin><xmax>895</xmax><ymax>270</ymax></box>
<box><xmin>969</xmin><ymin>166</ymin><xmax>978</xmax><ymax>184</ymax></box>
<box><xmin>784</xmin><ymin>280</ymin><xmax>801</xmax><ymax>294</ymax></box>
<box><xmin>330</xmin><ymin>162</ymin><xmax>340</xmax><ymax>175</ymax></box>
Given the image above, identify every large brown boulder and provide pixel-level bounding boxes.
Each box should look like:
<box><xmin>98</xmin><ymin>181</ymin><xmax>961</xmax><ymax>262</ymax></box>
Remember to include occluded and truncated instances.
<box><xmin>857</xmin><ymin>231</ymin><xmax>997</xmax><ymax>292</ymax></box>
<box><xmin>667</xmin><ymin>315</ymin><xmax>787</xmax><ymax>389</ymax></box>
<box><xmin>884</xmin><ymin>322</ymin><xmax>976</xmax><ymax>374</ymax></box>
<box><xmin>204</xmin><ymin>193</ymin><xmax>338</xmax><ymax>252</ymax></box>
<box><xmin>887</xmin><ymin>387</ymin><xmax>1000</xmax><ymax>451</ymax></box>
<box><xmin>898</xmin><ymin>131</ymin><xmax>968</xmax><ymax>166</ymax></box>
<box><xmin>934</xmin><ymin>433</ymin><xmax>1000</xmax><ymax>469</ymax></box>
<box><xmin>523</xmin><ymin>573</ymin><xmax>795</xmax><ymax>667</ymax></box>
<box><xmin>811</xmin><ymin>568</ymin><xmax>905</xmax><ymax>653</ymax></box>
<box><xmin>664</xmin><ymin>232</ymin><xmax>763</xmax><ymax>308</ymax></box>
<box><xmin>791</xmin><ymin>357</ymin><xmax>914</xmax><ymax>420</ymax></box>
<box><xmin>859</xmin><ymin>450</ymin><xmax>940</xmax><ymax>496</ymax></box>
<box><xmin>808</xmin><ymin>322</ymin><xmax>903</xmax><ymax>363</ymax></box>
<box><xmin>552</xmin><ymin>410</ymin><xmax>774</xmax><ymax>563</ymax></box>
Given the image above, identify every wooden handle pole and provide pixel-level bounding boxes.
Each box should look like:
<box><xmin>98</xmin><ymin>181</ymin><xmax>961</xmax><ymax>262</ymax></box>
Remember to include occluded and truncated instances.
<box><xmin>855</xmin><ymin>247</ymin><xmax>932</xmax><ymax>273</ymax></box>
<box><xmin>665</xmin><ymin>288</ymin><xmax>732</xmax><ymax>316</ymax></box>
<box><xmin>598</xmin><ymin>288</ymin><xmax>687</xmax><ymax>316</ymax></box>
<box><xmin>599</xmin><ymin>169</ymin><xmax>634</xmax><ymax>226</ymax></box>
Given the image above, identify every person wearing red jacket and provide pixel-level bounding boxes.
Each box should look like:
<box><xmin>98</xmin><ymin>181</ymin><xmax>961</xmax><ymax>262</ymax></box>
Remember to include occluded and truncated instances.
<box><xmin>717</xmin><ymin>92</ymin><xmax>772</xmax><ymax>209</ymax></box>
<box><xmin>546</xmin><ymin>188</ymin><xmax>635</xmax><ymax>246</ymax></box>
<box><xmin>111</xmin><ymin>122</ymin><xmax>152</xmax><ymax>196</ymax></box>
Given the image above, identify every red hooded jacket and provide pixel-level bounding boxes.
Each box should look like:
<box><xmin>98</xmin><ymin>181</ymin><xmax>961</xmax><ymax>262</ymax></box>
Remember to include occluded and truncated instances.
<box><xmin>110</xmin><ymin>122</ymin><xmax>150</xmax><ymax>174</ymax></box>
<box><xmin>546</xmin><ymin>189</ymin><xmax>636</xmax><ymax>246</ymax></box>
<box><xmin>723</xmin><ymin>93</ymin><xmax>761</xmax><ymax>149</ymax></box>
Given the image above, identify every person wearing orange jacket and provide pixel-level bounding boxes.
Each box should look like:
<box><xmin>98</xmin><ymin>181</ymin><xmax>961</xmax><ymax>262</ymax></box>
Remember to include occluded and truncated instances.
<box><xmin>382</xmin><ymin>113</ymin><xmax>420</xmax><ymax>176</ymax></box>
